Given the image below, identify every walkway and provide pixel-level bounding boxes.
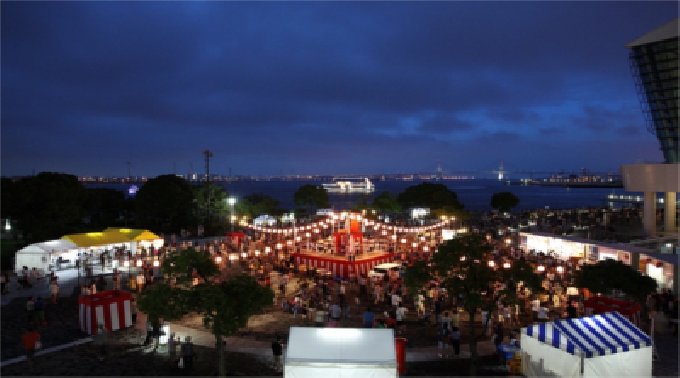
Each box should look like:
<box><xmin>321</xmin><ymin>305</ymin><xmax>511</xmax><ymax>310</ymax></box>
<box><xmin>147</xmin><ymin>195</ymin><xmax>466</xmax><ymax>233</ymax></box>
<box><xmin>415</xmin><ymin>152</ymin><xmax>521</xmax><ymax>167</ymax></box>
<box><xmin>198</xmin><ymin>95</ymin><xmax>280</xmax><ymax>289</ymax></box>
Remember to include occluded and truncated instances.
<box><xmin>2</xmin><ymin>266</ymin><xmax>677</xmax><ymax>377</ymax></box>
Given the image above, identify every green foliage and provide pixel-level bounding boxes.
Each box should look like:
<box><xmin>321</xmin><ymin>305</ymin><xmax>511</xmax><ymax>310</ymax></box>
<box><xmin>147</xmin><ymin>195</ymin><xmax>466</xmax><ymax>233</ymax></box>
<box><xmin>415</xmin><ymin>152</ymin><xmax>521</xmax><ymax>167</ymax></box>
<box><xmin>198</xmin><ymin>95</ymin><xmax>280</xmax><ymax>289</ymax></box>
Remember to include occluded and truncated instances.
<box><xmin>405</xmin><ymin>233</ymin><xmax>542</xmax><ymax>376</ymax></box>
<box><xmin>239</xmin><ymin>193</ymin><xmax>285</xmax><ymax>219</ymax></box>
<box><xmin>134</xmin><ymin>174</ymin><xmax>195</xmax><ymax>233</ymax></box>
<box><xmin>1</xmin><ymin>172</ymin><xmax>88</xmax><ymax>241</ymax></box>
<box><xmin>197</xmin><ymin>275</ymin><xmax>274</xmax><ymax>338</ymax></box>
<box><xmin>193</xmin><ymin>183</ymin><xmax>229</xmax><ymax>229</ymax></box>
<box><xmin>490</xmin><ymin>192</ymin><xmax>520</xmax><ymax>214</ymax></box>
<box><xmin>396</xmin><ymin>182</ymin><xmax>464</xmax><ymax>212</ymax></box>
<box><xmin>137</xmin><ymin>283</ymin><xmax>193</xmax><ymax>326</ymax></box>
<box><xmin>403</xmin><ymin>260</ymin><xmax>431</xmax><ymax>299</ymax></box>
<box><xmin>83</xmin><ymin>188</ymin><xmax>127</xmax><ymax>229</ymax></box>
<box><xmin>352</xmin><ymin>194</ymin><xmax>373</xmax><ymax>213</ymax></box>
<box><xmin>574</xmin><ymin>259</ymin><xmax>657</xmax><ymax>304</ymax></box>
<box><xmin>372</xmin><ymin>191</ymin><xmax>402</xmax><ymax>214</ymax></box>
<box><xmin>138</xmin><ymin>248</ymin><xmax>274</xmax><ymax>376</ymax></box>
<box><xmin>293</xmin><ymin>184</ymin><xmax>330</xmax><ymax>216</ymax></box>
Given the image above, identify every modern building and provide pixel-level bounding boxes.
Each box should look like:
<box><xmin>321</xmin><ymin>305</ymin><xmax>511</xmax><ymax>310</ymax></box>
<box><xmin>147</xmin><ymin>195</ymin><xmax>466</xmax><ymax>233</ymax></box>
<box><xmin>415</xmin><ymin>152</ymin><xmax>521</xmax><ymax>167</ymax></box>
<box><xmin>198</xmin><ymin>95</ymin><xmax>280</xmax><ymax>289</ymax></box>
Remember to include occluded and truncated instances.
<box><xmin>620</xmin><ymin>17</ymin><xmax>679</xmax><ymax>294</ymax></box>
<box><xmin>621</xmin><ymin>17</ymin><xmax>679</xmax><ymax>237</ymax></box>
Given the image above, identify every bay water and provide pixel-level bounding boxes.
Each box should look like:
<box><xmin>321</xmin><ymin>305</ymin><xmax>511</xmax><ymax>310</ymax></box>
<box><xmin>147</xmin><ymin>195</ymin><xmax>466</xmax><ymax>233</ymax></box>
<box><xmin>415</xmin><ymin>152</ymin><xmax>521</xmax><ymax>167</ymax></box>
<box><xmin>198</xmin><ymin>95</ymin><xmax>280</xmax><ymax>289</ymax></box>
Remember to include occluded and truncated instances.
<box><xmin>89</xmin><ymin>179</ymin><xmax>638</xmax><ymax>212</ymax></box>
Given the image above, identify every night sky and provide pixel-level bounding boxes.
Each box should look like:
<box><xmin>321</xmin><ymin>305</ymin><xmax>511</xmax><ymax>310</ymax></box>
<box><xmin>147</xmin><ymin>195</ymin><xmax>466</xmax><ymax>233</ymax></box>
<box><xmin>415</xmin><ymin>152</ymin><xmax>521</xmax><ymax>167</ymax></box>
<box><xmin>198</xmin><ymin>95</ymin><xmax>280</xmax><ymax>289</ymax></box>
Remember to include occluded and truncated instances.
<box><xmin>1</xmin><ymin>1</ymin><xmax>676</xmax><ymax>178</ymax></box>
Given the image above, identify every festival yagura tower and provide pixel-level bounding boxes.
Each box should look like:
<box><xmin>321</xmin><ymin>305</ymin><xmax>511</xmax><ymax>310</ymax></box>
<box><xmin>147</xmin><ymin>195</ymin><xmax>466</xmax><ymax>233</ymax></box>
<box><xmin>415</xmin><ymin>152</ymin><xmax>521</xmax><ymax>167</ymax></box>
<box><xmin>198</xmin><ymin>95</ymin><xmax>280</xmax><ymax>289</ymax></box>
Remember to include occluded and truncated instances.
<box><xmin>622</xmin><ymin>17</ymin><xmax>679</xmax><ymax>237</ymax></box>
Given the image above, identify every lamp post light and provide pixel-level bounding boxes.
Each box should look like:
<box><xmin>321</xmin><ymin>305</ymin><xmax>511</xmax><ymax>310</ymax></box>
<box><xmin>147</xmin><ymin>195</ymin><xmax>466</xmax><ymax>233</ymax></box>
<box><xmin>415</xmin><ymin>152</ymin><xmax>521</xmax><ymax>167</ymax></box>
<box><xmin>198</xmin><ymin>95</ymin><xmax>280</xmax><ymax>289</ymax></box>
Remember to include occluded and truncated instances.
<box><xmin>227</xmin><ymin>197</ymin><xmax>237</xmax><ymax>232</ymax></box>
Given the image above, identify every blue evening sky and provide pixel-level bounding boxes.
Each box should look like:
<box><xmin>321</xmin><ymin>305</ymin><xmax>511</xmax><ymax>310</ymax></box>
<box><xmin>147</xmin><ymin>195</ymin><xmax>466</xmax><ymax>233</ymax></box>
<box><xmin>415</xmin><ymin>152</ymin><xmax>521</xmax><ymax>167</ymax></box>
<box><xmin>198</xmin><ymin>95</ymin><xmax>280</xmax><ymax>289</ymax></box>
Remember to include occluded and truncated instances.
<box><xmin>1</xmin><ymin>1</ymin><xmax>676</xmax><ymax>178</ymax></box>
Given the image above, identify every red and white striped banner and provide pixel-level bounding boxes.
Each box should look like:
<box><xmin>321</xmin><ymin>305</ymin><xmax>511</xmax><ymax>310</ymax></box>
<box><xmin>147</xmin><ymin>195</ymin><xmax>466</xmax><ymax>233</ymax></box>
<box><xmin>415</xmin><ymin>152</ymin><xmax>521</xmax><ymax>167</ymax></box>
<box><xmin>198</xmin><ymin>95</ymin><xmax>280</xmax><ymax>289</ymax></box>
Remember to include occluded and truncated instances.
<box><xmin>79</xmin><ymin>290</ymin><xmax>133</xmax><ymax>335</ymax></box>
<box><xmin>292</xmin><ymin>253</ymin><xmax>397</xmax><ymax>278</ymax></box>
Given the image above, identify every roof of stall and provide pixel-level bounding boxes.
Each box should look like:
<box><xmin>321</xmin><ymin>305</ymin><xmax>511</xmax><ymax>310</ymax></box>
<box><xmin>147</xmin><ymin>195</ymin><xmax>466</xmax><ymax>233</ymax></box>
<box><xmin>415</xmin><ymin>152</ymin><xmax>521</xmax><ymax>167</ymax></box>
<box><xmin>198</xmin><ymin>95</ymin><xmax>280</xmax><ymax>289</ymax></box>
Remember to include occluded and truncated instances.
<box><xmin>61</xmin><ymin>232</ymin><xmax>132</xmax><ymax>248</ymax></box>
<box><xmin>32</xmin><ymin>239</ymin><xmax>79</xmax><ymax>253</ymax></box>
<box><xmin>104</xmin><ymin>228</ymin><xmax>162</xmax><ymax>241</ymax></box>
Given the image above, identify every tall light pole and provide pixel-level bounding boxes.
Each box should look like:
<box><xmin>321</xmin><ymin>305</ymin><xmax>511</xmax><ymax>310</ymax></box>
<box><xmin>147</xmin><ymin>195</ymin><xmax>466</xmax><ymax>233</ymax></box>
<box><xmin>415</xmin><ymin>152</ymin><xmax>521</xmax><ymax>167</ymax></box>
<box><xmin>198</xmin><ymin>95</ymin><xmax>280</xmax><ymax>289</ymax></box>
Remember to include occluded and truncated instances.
<box><xmin>227</xmin><ymin>197</ymin><xmax>236</xmax><ymax>232</ymax></box>
<box><xmin>203</xmin><ymin>150</ymin><xmax>214</xmax><ymax>235</ymax></box>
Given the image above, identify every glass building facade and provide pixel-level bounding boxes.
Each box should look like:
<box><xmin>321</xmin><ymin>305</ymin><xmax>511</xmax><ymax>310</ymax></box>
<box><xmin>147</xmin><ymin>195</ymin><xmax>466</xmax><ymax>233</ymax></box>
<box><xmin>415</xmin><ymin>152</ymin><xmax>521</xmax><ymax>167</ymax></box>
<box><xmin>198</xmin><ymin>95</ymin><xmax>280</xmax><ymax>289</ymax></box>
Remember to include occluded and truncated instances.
<box><xmin>627</xmin><ymin>18</ymin><xmax>679</xmax><ymax>164</ymax></box>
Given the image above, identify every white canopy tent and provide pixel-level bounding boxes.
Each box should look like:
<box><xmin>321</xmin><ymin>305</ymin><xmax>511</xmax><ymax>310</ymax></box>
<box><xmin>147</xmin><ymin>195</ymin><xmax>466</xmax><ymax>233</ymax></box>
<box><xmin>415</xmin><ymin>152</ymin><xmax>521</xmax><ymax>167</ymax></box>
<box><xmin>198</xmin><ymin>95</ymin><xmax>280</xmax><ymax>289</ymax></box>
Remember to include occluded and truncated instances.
<box><xmin>15</xmin><ymin>239</ymin><xmax>78</xmax><ymax>274</ymax></box>
<box><xmin>520</xmin><ymin>311</ymin><xmax>652</xmax><ymax>377</ymax></box>
<box><xmin>285</xmin><ymin>327</ymin><xmax>397</xmax><ymax>378</ymax></box>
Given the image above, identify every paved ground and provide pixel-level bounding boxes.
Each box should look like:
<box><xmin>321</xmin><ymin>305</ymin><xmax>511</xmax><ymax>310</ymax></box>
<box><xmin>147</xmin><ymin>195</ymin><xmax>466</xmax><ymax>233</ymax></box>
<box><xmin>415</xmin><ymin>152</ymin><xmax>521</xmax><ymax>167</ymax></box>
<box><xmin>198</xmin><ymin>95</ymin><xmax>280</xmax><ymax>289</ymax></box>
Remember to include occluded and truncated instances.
<box><xmin>2</xmin><ymin>266</ymin><xmax>677</xmax><ymax>377</ymax></box>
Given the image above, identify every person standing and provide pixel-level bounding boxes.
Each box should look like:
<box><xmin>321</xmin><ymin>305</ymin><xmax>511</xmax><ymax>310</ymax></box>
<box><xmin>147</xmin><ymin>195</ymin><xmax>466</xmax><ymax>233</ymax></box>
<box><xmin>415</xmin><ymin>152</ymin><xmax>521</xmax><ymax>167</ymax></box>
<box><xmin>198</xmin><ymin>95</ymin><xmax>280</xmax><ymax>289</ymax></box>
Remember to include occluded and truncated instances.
<box><xmin>493</xmin><ymin>323</ymin><xmax>504</xmax><ymax>351</ymax></box>
<box><xmin>437</xmin><ymin>323</ymin><xmax>450</xmax><ymax>358</ymax></box>
<box><xmin>95</xmin><ymin>324</ymin><xmax>107</xmax><ymax>361</ymax></box>
<box><xmin>26</xmin><ymin>297</ymin><xmax>35</xmax><ymax>324</ymax></box>
<box><xmin>328</xmin><ymin>302</ymin><xmax>342</xmax><ymax>321</ymax></box>
<box><xmin>34</xmin><ymin>297</ymin><xmax>46</xmax><ymax>326</ymax></box>
<box><xmin>112</xmin><ymin>270</ymin><xmax>120</xmax><ymax>291</ymax></box>
<box><xmin>50</xmin><ymin>281</ymin><xmax>60</xmax><ymax>304</ymax></box>
<box><xmin>271</xmin><ymin>336</ymin><xmax>284</xmax><ymax>373</ymax></box>
<box><xmin>339</xmin><ymin>282</ymin><xmax>346</xmax><ymax>308</ymax></box>
<box><xmin>396</xmin><ymin>302</ymin><xmax>408</xmax><ymax>334</ymax></box>
<box><xmin>363</xmin><ymin>307</ymin><xmax>375</xmax><ymax>328</ymax></box>
<box><xmin>131</xmin><ymin>298</ymin><xmax>138</xmax><ymax>325</ymax></box>
<box><xmin>314</xmin><ymin>306</ymin><xmax>326</xmax><ymax>327</ymax></box>
<box><xmin>136</xmin><ymin>272</ymin><xmax>146</xmax><ymax>293</ymax></box>
<box><xmin>168</xmin><ymin>332</ymin><xmax>178</xmax><ymax>367</ymax></box>
<box><xmin>451</xmin><ymin>326</ymin><xmax>461</xmax><ymax>358</ymax></box>
<box><xmin>181</xmin><ymin>336</ymin><xmax>194</xmax><ymax>371</ymax></box>
<box><xmin>22</xmin><ymin>325</ymin><xmax>41</xmax><ymax>367</ymax></box>
<box><xmin>1</xmin><ymin>270</ymin><xmax>7</xmax><ymax>294</ymax></box>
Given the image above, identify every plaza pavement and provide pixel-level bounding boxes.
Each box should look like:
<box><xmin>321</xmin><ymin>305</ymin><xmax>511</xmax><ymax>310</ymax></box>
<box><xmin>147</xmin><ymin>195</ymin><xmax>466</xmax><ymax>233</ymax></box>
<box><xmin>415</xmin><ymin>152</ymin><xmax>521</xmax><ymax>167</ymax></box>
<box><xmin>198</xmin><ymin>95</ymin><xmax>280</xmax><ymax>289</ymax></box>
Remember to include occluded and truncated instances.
<box><xmin>2</xmin><ymin>266</ymin><xmax>677</xmax><ymax>377</ymax></box>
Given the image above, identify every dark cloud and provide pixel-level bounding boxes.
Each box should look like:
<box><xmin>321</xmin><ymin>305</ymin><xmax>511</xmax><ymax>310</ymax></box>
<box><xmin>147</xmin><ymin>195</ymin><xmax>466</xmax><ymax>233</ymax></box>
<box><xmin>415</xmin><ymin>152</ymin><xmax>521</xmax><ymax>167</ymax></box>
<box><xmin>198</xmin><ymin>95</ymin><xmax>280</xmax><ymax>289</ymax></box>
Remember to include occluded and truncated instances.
<box><xmin>1</xmin><ymin>1</ymin><xmax>674</xmax><ymax>177</ymax></box>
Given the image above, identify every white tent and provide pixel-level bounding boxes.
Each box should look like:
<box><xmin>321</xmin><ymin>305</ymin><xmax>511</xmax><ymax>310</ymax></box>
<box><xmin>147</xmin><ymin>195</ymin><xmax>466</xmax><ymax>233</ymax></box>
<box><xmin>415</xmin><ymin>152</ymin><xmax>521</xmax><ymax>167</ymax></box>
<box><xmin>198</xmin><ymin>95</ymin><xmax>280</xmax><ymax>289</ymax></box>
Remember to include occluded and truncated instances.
<box><xmin>520</xmin><ymin>311</ymin><xmax>652</xmax><ymax>377</ymax></box>
<box><xmin>15</xmin><ymin>239</ymin><xmax>78</xmax><ymax>274</ymax></box>
<box><xmin>285</xmin><ymin>327</ymin><xmax>397</xmax><ymax>378</ymax></box>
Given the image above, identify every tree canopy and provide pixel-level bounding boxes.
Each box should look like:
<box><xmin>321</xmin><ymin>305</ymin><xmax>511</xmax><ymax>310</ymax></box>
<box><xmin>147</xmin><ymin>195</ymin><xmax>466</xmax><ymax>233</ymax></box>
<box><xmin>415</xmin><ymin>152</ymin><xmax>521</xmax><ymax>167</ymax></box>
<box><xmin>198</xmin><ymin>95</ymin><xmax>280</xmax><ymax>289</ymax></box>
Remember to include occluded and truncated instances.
<box><xmin>192</xmin><ymin>183</ymin><xmax>229</xmax><ymax>233</ymax></box>
<box><xmin>137</xmin><ymin>248</ymin><xmax>274</xmax><ymax>376</ymax></box>
<box><xmin>371</xmin><ymin>191</ymin><xmax>402</xmax><ymax>214</ymax></box>
<box><xmin>1</xmin><ymin>172</ymin><xmax>88</xmax><ymax>241</ymax></box>
<box><xmin>404</xmin><ymin>233</ymin><xmax>541</xmax><ymax>375</ymax></box>
<box><xmin>396</xmin><ymin>182</ymin><xmax>464</xmax><ymax>216</ymax></box>
<box><xmin>134</xmin><ymin>174</ymin><xmax>195</xmax><ymax>233</ymax></box>
<box><xmin>574</xmin><ymin>259</ymin><xmax>657</xmax><ymax>306</ymax></box>
<box><xmin>490</xmin><ymin>192</ymin><xmax>521</xmax><ymax>214</ymax></box>
<box><xmin>239</xmin><ymin>193</ymin><xmax>285</xmax><ymax>219</ymax></box>
<box><xmin>293</xmin><ymin>184</ymin><xmax>330</xmax><ymax>217</ymax></box>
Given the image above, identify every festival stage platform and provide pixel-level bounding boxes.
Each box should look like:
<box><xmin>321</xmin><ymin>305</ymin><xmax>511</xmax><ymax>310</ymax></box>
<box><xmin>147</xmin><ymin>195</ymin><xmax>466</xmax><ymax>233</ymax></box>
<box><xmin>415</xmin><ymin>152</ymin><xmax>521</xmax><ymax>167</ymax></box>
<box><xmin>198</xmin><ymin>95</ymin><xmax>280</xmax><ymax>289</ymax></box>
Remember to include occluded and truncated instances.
<box><xmin>292</xmin><ymin>252</ymin><xmax>397</xmax><ymax>279</ymax></box>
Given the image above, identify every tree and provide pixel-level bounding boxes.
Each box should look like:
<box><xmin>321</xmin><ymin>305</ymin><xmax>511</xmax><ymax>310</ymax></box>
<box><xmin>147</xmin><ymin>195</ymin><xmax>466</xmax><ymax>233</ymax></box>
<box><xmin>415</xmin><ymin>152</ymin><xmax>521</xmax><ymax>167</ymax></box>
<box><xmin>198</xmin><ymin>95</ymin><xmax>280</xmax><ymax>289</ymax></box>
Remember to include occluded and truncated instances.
<box><xmin>404</xmin><ymin>233</ymin><xmax>542</xmax><ymax>375</ymax></box>
<box><xmin>83</xmin><ymin>188</ymin><xmax>127</xmax><ymax>229</ymax></box>
<box><xmin>137</xmin><ymin>248</ymin><xmax>274</xmax><ymax>377</ymax></box>
<box><xmin>396</xmin><ymin>182</ymin><xmax>464</xmax><ymax>214</ymax></box>
<box><xmin>134</xmin><ymin>175</ymin><xmax>195</xmax><ymax>233</ymax></box>
<box><xmin>293</xmin><ymin>184</ymin><xmax>330</xmax><ymax>217</ymax></box>
<box><xmin>372</xmin><ymin>191</ymin><xmax>402</xmax><ymax>214</ymax></box>
<box><xmin>193</xmin><ymin>183</ymin><xmax>229</xmax><ymax>234</ymax></box>
<box><xmin>1</xmin><ymin>172</ymin><xmax>88</xmax><ymax>241</ymax></box>
<box><xmin>490</xmin><ymin>192</ymin><xmax>520</xmax><ymax>214</ymax></box>
<box><xmin>574</xmin><ymin>259</ymin><xmax>657</xmax><ymax>318</ymax></box>
<box><xmin>240</xmin><ymin>193</ymin><xmax>285</xmax><ymax>220</ymax></box>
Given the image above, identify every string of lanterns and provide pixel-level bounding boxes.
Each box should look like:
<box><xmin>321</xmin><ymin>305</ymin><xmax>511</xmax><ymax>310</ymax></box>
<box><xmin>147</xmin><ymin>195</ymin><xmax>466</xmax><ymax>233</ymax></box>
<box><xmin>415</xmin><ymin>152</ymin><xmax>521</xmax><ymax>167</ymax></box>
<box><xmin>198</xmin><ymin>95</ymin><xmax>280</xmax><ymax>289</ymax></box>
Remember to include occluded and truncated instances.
<box><xmin>245</xmin><ymin>213</ymin><xmax>453</xmax><ymax>235</ymax></box>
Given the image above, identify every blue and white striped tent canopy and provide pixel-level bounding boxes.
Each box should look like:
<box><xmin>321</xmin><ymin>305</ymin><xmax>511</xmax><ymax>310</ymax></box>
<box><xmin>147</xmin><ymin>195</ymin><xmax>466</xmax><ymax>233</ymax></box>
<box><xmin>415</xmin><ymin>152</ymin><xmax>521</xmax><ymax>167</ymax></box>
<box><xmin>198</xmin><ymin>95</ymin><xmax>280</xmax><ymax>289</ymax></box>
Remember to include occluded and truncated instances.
<box><xmin>523</xmin><ymin>311</ymin><xmax>652</xmax><ymax>358</ymax></box>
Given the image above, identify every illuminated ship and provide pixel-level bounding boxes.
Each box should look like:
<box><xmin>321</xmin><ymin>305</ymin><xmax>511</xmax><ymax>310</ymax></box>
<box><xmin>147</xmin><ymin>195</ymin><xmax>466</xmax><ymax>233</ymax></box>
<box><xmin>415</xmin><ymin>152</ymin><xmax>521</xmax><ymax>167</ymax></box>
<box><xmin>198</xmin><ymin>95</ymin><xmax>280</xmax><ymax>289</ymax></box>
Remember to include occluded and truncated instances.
<box><xmin>322</xmin><ymin>178</ymin><xmax>375</xmax><ymax>193</ymax></box>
